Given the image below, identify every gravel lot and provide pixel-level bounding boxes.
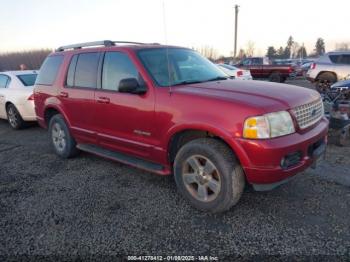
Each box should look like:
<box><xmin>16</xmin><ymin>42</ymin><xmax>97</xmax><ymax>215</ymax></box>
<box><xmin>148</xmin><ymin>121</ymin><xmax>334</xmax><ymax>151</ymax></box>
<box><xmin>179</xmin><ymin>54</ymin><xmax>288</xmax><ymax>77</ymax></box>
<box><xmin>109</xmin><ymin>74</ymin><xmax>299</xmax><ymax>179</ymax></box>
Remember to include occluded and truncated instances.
<box><xmin>0</xmin><ymin>79</ymin><xmax>349</xmax><ymax>260</ymax></box>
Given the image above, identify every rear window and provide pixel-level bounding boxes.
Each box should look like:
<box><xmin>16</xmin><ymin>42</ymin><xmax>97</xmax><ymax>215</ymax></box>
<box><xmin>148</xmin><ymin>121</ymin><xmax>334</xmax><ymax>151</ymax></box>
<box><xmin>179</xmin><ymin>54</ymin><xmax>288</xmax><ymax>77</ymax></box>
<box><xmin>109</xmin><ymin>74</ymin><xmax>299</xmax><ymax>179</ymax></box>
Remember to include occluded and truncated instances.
<box><xmin>36</xmin><ymin>55</ymin><xmax>63</xmax><ymax>85</ymax></box>
<box><xmin>17</xmin><ymin>74</ymin><xmax>37</xmax><ymax>86</ymax></box>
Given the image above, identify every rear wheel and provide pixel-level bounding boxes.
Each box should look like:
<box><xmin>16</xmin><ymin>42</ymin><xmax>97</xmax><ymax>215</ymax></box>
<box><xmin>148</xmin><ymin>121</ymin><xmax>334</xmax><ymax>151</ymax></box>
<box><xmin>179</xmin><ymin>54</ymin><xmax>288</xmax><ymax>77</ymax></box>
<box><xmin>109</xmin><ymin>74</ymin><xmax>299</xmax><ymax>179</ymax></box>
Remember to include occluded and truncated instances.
<box><xmin>269</xmin><ymin>72</ymin><xmax>282</xmax><ymax>82</ymax></box>
<box><xmin>6</xmin><ymin>104</ymin><xmax>25</xmax><ymax>129</ymax></box>
<box><xmin>49</xmin><ymin>114</ymin><xmax>79</xmax><ymax>158</ymax></box>
<box><xmin>174</xmin><ymin>138</ymin><xmax>245</xmax><ymax>213</ymax></box>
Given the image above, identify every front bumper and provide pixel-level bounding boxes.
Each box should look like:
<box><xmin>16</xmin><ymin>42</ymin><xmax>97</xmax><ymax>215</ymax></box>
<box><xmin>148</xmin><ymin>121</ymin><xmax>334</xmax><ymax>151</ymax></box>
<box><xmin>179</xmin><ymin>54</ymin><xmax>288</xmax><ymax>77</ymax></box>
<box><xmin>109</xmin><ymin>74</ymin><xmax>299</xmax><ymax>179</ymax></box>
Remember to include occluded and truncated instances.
<box><xmin>236</xmin><ymin>117</ymin><xmax>329</xmax><ymax>189</ymax></box>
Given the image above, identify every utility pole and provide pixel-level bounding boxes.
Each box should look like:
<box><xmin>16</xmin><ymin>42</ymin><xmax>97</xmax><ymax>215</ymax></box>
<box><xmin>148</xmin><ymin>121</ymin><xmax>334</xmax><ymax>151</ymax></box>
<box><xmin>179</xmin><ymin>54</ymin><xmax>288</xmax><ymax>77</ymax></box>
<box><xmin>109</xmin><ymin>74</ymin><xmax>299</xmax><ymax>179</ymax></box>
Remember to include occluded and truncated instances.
<box><xmin>234</xmin><ymin>4</ymin><xmax>239</xmax><ymax>58</ymax></box>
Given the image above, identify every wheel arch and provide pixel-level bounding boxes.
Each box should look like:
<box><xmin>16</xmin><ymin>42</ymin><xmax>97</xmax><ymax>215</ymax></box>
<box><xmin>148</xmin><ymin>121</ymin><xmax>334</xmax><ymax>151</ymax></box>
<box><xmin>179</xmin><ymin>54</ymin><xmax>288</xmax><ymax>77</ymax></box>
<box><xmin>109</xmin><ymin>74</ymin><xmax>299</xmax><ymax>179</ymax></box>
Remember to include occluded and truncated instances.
<box><xmin>166</xmin><ymin>125</ymin><xmax>250</xmax><ymax>169</ymax></box>
<box><xmin>316</xmin><ymin>71</ymin><xmax>337</xmax><ymax>82</ymax></box>
<box><xmin>43</xmin><ymin>105</ymin><xmax>71</xmax><ymax>129</ymax></box>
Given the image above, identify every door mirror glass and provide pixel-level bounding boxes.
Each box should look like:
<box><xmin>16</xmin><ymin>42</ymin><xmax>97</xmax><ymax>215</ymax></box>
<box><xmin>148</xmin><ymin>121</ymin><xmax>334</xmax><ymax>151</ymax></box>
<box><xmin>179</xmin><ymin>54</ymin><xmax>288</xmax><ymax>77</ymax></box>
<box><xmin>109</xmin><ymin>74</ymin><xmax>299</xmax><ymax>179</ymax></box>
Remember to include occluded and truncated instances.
<box><xmin>119</xmin><ymin>78</ymin><xmax>146</xmax><ymax>94</ymax></box>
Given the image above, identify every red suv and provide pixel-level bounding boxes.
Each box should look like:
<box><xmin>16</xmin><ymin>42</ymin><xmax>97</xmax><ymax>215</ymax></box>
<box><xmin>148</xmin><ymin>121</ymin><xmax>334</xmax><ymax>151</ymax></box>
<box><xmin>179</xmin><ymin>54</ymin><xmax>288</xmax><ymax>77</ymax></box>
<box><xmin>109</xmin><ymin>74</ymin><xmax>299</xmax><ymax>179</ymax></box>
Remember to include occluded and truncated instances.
<box><xmin>34</xmin><ymin>40</ymin><xmax>328</xmax><ymax>212</ymax></box>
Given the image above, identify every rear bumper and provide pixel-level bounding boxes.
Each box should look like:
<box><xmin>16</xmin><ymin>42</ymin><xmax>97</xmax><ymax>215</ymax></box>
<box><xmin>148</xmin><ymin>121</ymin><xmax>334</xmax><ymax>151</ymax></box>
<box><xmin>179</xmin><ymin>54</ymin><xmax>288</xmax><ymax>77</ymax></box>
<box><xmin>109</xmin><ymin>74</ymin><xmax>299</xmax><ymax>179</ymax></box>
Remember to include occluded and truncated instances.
<box><xmin>16</xmin><ymin>101</ymin><xmax>36</xmax><ymax>121</ymax></box>
<box><xmin>236</xmin><ymin>117</ymin><xmax>329</xmax><ymax>188</ymax></box>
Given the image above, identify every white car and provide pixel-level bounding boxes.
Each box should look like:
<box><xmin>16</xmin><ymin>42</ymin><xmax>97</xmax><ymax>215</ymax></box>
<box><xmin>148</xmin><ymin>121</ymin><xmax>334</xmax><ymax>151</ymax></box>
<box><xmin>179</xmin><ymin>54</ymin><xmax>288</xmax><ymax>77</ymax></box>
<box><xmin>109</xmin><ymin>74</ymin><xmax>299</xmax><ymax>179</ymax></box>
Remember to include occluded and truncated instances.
<box><xmin>0</xmin><ymin>70</ymin><xmax>38</xmax><ymax>129</ymax></box>
<box><xmin>217</xmin><ymin>64</ymin><xmax>253</xmax><ymax>80</ymax></box>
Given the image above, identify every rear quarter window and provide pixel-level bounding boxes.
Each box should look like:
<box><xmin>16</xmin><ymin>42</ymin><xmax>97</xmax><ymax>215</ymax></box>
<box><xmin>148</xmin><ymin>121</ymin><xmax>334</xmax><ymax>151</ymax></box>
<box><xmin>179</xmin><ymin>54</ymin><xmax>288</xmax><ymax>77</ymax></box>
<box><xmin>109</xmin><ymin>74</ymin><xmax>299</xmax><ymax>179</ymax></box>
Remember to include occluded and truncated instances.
<box><xmin>36</xmin><ymin>55</ymin><xmax>64</xmax><ymax>85</ymax></box>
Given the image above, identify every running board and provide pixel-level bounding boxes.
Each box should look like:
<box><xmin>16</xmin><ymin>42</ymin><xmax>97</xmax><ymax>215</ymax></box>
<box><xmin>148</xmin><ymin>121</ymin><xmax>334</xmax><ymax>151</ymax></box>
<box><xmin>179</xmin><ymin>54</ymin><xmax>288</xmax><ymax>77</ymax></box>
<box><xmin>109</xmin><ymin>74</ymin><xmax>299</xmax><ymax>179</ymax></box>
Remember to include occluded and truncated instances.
<box><xmin>77</xmin><ymin>144</ymin><xmax>168</xmax><ymax>175</ymax></box>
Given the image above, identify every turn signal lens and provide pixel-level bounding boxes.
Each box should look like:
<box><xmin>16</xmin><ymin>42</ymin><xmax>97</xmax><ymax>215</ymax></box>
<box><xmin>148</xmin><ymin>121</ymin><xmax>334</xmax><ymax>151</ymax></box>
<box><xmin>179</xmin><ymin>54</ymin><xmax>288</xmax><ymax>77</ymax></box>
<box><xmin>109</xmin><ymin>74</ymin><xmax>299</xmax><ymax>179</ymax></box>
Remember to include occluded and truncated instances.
<box><xmin>243</xmin><ymin>111</ymin><xmax>295</xmax><ymax>139</ymax></box>
<box><xmin>243</xmin><ymin>116</ymin><xmax>269</xmax><ymax>139</ymax></box>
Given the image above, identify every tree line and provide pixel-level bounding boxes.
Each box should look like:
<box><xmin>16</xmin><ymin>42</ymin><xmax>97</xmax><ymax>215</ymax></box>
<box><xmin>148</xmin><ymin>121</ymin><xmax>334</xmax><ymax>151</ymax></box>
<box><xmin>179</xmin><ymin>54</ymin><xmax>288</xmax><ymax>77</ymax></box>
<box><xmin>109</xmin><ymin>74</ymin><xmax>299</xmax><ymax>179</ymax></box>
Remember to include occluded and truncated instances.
<box><xmin>0</xmin><ymin>49</ymin><xmax>51</xmax><ymax>72</ymax></box>
<box><xmin>265</xmin><ymin>36</ymin><xmax>325</xmax><ymax>60</ymax></box>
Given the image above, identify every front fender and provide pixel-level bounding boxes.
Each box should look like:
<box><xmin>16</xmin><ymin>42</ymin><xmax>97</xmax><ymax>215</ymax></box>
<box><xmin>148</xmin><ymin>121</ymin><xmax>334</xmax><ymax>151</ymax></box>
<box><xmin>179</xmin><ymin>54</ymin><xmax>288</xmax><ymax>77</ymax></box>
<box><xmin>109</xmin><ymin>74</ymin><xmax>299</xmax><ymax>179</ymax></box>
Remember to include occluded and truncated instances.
<box><xmin>164</xmin><ymin>123</ymin><xmax>252</xmax><ymax>169</ymax></box>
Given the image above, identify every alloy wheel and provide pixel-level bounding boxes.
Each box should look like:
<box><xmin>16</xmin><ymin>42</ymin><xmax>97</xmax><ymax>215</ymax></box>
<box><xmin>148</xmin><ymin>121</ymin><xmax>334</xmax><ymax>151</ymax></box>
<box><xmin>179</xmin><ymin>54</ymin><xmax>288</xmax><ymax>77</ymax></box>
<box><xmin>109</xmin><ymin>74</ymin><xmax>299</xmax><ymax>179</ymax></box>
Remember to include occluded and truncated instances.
<box><xmin>7</xmin><ymin>106</ymin><xmax>18</xmax><ymax>128</ymax></box>
<box><xmin>182</xmin><ymin>155</ymin><xmax>221</xmax><ymax>202</ymax></box>
<box><xmin>52</xmin><ymin>122</ymin><xmax>67</xmax><ymax>152</ymax></box>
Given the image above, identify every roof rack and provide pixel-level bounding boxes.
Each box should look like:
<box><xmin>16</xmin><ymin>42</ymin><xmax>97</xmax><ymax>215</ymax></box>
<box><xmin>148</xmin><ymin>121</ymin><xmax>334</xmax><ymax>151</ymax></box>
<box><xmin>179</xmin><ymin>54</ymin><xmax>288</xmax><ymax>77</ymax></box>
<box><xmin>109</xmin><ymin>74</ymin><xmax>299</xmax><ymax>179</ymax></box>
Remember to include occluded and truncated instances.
<box><xmin>56</xmin><ymin>40</ymin><xmax>158</xmax><ymax>52</ymax></box>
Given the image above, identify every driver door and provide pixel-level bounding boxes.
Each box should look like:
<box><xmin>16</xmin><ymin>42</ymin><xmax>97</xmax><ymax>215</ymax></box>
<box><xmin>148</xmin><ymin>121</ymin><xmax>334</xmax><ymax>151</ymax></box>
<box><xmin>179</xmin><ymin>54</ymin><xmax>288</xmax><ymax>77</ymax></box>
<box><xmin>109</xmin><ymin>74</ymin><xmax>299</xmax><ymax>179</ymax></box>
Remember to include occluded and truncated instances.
<box><xmin>94</xmin><ymin>51</ymin><xmax>156</xmax><ymax>159</ymax></box>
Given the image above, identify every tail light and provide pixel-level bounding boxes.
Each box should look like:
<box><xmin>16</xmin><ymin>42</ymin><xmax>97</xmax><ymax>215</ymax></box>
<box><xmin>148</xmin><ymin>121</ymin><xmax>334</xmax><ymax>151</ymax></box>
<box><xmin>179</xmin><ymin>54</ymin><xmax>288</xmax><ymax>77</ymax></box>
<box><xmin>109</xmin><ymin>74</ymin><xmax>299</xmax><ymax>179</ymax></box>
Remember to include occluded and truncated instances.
<box><xmin>237</xmin><ymin>71</ymin><xmax>243</xmax><ymax>77</ymax></box>
<box><xmin>311</xmin><ymin>63</ymin><xmax>316</xmax><ymax>69</ymax></box>
<box><xmin>28</xmin><ymin>94</ymin><xmax>34</xmax><ymax>101</ymax></box>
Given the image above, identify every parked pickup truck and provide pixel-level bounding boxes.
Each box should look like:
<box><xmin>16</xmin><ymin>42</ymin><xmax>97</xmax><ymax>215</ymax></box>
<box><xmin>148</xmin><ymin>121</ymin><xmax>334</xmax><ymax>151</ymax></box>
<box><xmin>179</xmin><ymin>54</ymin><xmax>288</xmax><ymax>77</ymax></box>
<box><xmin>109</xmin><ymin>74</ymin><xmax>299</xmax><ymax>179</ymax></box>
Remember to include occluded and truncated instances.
<box><xmin>34</xmin><ymin>41</ymin><xmax>328</xmax><ymax>213</ymax></box>
<box><xmin>235</xmin><ymin>57</ymin><xmax>295</xmax><ymax>82</ymax></box>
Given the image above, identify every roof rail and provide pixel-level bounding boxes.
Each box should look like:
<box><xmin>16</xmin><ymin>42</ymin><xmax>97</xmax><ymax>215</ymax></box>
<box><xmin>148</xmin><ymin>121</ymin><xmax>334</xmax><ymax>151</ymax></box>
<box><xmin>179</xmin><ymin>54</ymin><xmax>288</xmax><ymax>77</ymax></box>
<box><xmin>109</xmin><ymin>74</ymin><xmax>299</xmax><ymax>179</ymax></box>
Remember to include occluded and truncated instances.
<box><xmin>56</xmin><ymin>40</ymin><xmax>157</xmax><ymax>52</ymax></box>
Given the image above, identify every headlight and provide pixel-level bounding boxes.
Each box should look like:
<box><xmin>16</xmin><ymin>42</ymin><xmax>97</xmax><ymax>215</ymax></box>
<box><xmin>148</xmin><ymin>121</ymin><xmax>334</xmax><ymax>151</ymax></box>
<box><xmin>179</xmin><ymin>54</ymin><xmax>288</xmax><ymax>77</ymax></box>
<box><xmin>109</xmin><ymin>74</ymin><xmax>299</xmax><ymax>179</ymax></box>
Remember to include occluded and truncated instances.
<box><xmin>243</xmin><ymin>111</ymin><xmax>295</xmax><ymax>139</ymax></box>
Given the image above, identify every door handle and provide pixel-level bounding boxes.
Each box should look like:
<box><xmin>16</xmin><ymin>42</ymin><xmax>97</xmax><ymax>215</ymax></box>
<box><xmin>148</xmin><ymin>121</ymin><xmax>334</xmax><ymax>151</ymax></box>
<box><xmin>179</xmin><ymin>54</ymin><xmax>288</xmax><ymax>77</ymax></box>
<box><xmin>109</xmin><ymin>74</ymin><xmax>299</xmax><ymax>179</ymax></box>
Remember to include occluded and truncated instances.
<box><xmin>97</xmin><ymin>97</ymin><xmax>110</xmax><ymax>104</ymax></box>
<box><xmin>60</xmin><ymin>92</ymin><xmax>69</xmax><ymax>98</ymax></box>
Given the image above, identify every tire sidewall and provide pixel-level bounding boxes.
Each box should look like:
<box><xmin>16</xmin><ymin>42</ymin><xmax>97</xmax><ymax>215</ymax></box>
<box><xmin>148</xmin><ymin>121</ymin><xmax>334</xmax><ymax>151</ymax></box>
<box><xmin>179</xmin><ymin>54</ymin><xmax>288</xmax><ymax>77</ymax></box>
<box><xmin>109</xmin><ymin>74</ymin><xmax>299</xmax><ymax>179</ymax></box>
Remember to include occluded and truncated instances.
<box><xmin>174</xmin><ymin>141</ymin><xmax>240</xmax><ymax>212</ymax></box>
<box><xmin>6</xmin><ymin>104</ymin><xmax>24</xmax><ymax>129</ymax></box>
<box><xmin>49</xmin><ymin>114</ymin><xmax>75</xmax><ymax>158</ymax></box>
<box><xmin>269</xmin><ymin>73</ymin><xmax>281</xmax><ymax>83</ymax></box>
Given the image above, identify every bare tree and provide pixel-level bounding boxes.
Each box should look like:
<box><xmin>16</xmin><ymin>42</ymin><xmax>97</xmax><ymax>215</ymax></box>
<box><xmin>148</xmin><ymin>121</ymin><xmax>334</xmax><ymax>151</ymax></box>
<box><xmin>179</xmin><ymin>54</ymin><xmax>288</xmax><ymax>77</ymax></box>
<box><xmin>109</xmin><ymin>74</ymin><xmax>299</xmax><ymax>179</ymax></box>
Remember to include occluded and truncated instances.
<box><xmin>245</xmin><ymin>41</ymin><xmax>255</xmax><ymax>57</ymax></box>
<box><xmin>335</xmin><ymin>42</ymin><xmax>350</xmax><ymax>51</ymax></box>
<box><xmin>291</xmin><ymin>42</ymin><xmax>300</xmax><ymax>59</ymax></box>
<box><xmin>194</xmin><ymin>46</ymin><xmax>219</xmax><ymax>60</ymax></box>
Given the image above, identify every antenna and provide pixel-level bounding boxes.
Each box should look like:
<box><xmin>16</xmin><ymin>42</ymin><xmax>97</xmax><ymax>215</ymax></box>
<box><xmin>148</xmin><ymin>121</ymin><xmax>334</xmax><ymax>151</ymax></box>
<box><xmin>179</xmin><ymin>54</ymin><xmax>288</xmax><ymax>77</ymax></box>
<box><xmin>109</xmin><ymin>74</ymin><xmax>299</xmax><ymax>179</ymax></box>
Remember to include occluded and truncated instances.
<box><xmin>162</xmin><ymin>0</ymin><xmax>172</xmax><ymax>95</ymax></box>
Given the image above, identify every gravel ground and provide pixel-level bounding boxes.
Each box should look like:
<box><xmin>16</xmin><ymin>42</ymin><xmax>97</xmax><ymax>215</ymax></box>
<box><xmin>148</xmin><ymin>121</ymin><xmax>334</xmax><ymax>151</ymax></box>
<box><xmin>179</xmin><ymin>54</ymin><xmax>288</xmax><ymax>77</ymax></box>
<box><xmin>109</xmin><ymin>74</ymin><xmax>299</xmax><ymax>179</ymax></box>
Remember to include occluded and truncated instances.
<box><xmin>0</xmin><ymin>79</ymin><xmax>349</xmax><ymax>261</ymax></box>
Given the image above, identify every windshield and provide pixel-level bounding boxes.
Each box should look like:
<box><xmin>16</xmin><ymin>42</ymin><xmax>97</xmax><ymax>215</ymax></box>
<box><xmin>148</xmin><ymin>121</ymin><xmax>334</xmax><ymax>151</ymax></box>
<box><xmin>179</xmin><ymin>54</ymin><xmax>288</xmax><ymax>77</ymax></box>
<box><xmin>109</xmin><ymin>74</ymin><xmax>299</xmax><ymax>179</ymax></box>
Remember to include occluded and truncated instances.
<box><xmin>137</xmin><ymin>48</ymin><xmax>227</xmax><ymax>87</ymax></box>
<box><xmin>17</xmin><ymin>74</ymin><xmax>38</xmax><ymax>86</ymax></box>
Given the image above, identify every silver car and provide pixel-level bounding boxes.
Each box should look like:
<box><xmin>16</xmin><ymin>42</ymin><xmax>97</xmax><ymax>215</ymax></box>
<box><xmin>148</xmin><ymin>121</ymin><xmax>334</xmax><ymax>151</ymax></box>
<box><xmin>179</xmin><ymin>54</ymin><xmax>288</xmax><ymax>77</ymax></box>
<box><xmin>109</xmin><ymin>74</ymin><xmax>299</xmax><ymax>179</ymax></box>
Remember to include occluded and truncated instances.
<box><xmin>306</xmin><ymin>51</ymin><xmax>350</xmax><ymax>84</ymax></box>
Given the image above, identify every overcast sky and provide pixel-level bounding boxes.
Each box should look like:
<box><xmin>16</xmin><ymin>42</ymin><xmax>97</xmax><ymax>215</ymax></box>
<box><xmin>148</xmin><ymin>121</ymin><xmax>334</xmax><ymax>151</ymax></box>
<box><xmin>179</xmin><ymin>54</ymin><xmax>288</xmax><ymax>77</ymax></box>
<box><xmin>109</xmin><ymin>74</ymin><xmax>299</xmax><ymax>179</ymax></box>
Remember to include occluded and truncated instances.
<box><xmin>0</xmin><ymin>0</ymin><xmax>349</xmax><ymax>56</ymax></box>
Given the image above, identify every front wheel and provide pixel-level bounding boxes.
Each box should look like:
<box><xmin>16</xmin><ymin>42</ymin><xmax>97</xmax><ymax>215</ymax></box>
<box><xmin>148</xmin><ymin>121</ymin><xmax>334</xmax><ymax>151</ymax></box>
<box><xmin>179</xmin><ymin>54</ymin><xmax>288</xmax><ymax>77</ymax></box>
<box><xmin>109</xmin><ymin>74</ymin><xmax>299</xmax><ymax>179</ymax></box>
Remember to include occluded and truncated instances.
<box><xmin>49</xmin><ymin>114</ymin><xmax>79</xmax><ymax>158</ymax></box>
<box><xmin>174</xmin><ymin>138</ymin><xmax>245</xmax><ymax>213</ymax></box>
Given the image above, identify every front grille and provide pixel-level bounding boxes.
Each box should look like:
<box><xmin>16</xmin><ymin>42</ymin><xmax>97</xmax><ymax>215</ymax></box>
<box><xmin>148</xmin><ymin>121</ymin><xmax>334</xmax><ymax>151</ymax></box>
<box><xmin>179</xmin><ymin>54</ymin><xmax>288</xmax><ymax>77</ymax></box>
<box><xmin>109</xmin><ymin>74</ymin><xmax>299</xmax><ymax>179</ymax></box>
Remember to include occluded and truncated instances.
<box><xmin>292</xmin><ymin>98</ymin><xmax>324</xmax><ymax>129</ymax></box>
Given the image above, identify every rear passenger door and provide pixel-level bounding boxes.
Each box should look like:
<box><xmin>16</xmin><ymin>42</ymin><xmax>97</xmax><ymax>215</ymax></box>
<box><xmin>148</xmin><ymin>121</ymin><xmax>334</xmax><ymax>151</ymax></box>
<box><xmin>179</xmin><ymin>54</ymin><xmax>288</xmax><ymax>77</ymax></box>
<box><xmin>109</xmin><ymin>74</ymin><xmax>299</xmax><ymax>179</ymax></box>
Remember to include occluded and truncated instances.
<box><xmin>62</xmin><ymin>52</ymin><xmax>101</xmax><ymax>144</ymax></box>
<box><xmin>94</xmin><ymin>51</ymin><xmax>155</xmax><ymax>159</ymax></box>
<box><xmin>0</xmin><ymin>74</ymin><xmax>11</xmax><ymax>118</ymax></box>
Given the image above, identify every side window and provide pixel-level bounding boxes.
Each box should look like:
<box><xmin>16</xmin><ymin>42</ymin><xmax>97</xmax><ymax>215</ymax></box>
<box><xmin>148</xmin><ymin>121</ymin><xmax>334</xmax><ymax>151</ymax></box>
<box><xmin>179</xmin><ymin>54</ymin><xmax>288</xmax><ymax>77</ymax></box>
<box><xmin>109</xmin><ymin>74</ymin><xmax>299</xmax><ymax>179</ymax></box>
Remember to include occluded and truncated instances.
<box><xmin>251</xmin><ymin>58</ymin><xmax>261</xmax><ymax>65</ymax></box>
<box><xmin>74</xmin><ymin>52</ymin><xmax>100</xmax><ymax>88</ymax></box>
<box><xmin>0</xmin><ymin>75</ymin><xmax>10</xmax><ymax>88</ymax></box>
<box><xmin>329</xmin><ymin>55</ymin><xmax>341</xmax><ymax>64</ymax></box>
<box><xmin>36</xmin><ymin>55</ymin><xmax>64</xmax><ymax>85</ymax></box>
<box><xmin>242</xmin><ymin>59</ymin><xmax>251</xmax><ymax>66</ymax></box>
<box><xmin>102</xmin><ymin>52</ymin><xmax>139</xmax><ymax>91</ymax></box>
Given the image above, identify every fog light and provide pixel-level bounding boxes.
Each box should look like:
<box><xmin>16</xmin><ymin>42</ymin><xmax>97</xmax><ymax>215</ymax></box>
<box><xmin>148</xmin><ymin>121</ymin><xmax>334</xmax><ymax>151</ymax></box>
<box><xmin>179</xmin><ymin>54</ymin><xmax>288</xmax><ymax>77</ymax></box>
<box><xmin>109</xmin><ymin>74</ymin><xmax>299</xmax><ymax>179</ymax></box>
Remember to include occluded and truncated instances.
<box><xmin>281</xmin><ymin>151</ymin><xmax>302</xmax><ymax>169</ymax></box>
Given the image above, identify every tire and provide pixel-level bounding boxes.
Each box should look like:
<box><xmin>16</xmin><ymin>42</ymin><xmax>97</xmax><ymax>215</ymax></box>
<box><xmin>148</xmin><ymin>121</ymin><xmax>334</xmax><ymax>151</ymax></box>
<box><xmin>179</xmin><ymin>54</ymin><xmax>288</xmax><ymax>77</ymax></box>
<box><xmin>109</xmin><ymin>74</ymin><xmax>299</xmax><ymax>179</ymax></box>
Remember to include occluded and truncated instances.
<box><xmin>49</xmin><ymin>114</ymin><xmax>79</xmax><ymax>158</ymax></box>
<box><xmin>269</xmin><ymin>72</ymin><xmax>281</xmax><ymax>82</ymax></box>
<box><xmin>6</xmin><ymin>104</ymin><xmax>25</xmax><ymax>129</ymax></box>
<box><xmin>281</xmin><ymin>76</ymin><xmax>287</xmax><ymax>83</ymax></box>
<box><xmin>173</xmin><ymin>138</ymin><xmax>245</xmax><ymax>213</ymax></box>
<box><xmin>317</xmin><ymin>72</ymin><xmax>337</xmax><ymax>92</ymax></box>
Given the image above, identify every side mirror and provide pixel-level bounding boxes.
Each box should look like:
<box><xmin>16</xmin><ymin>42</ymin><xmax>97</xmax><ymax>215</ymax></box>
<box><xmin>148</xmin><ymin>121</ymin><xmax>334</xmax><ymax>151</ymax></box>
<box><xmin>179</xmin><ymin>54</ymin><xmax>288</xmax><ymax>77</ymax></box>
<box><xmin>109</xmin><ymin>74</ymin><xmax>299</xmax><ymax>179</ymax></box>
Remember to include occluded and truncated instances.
<box><xmin>119</xmin><ymin>78</ymin><xmax>147</xmax><ymax>94</ymax></box>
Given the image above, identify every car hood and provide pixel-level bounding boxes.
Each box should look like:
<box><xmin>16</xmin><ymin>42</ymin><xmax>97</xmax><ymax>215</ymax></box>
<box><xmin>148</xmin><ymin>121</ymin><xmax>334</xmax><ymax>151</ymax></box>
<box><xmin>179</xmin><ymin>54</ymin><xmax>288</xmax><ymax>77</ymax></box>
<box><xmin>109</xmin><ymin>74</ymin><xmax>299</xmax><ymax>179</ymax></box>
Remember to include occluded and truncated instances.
<box><xmin>173</xmin><ymin>79</ymin><xmax>320</xmax><ymax>113</ymax></box>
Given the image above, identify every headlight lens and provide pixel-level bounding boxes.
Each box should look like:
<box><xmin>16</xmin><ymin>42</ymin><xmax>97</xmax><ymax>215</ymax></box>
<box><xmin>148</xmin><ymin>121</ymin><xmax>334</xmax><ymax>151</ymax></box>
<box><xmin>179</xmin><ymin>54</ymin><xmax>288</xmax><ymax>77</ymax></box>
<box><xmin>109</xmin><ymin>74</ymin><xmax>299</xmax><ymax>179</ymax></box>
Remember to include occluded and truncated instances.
<box><xmin>243</xmin><ymin>111</ymin><xmax>295</xmax><ymax>139</ymax></box>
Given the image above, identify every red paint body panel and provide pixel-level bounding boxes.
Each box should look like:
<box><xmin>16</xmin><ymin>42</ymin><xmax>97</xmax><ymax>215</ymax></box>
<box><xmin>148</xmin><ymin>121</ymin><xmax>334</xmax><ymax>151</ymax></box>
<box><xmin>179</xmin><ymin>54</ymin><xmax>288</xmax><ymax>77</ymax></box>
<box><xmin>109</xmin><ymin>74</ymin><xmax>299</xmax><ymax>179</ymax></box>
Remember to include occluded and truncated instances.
<box><xmin>34</xmin><ymin>45</ymin><xmax>328</xmax><ymax>186</ymax></box>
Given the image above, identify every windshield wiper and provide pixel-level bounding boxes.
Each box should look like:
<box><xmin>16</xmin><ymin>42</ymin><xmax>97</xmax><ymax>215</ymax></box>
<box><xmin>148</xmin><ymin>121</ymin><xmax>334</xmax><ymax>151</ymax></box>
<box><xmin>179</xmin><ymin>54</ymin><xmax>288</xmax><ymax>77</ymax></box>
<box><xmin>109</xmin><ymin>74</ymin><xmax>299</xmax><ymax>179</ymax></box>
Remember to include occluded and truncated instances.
<box><xmin>171</xmin><ymin>80</ymin><xmax>204</xmax><ymax>86</ymax></box>
<box><xmin>204</xmin><ymin>76</ymin><xmax>229</xmax><ymax>82</ymax></box>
